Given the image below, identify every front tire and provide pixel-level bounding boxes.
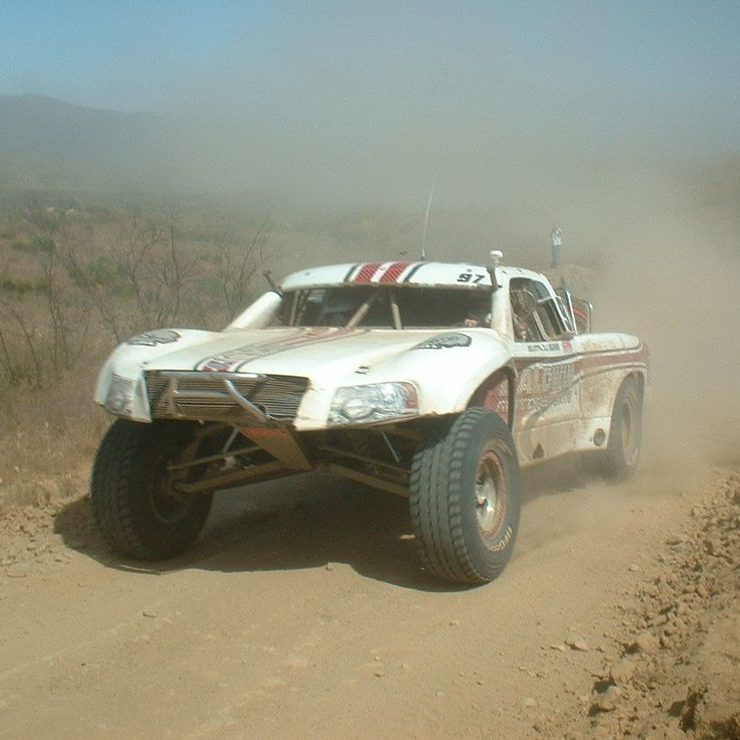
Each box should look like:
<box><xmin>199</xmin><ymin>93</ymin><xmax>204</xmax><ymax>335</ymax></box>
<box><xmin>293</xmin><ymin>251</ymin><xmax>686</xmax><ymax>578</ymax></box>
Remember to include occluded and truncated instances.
<box><xmin>410</xmin><ymin>409</ymin><xmax>521</xmax><ymax>585</ymax></box>
<box><xmin>91</xmin><ymin>419</ymin><xmax>214</xmax><ymax>560</ymax></box>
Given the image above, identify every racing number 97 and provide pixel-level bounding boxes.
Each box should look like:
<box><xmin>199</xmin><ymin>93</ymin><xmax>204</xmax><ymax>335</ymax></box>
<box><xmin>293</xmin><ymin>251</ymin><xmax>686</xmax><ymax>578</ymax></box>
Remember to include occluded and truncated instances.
<box><xmin>457</xmin><ymin>272</ymin><xmax>486</xmax><ymax>284</ymax></box>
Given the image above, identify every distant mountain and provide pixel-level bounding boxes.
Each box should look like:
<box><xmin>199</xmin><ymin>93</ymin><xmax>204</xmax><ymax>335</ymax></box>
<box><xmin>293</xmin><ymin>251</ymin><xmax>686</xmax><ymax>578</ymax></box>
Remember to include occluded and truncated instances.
<box><xmin>0</xmin><ymin>95</ymin><xmax>180</xmax><ymax>190</ymax></box>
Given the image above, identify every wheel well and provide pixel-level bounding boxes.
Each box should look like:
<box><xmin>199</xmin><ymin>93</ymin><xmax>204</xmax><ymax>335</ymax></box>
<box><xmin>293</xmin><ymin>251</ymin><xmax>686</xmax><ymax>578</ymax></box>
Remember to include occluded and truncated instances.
<box><xmin>631</xmin><ymin>371</ymin><xmax>645</xmax><ymax>397</ymax></box>
<box><xmin>467</xmin><ymin>367</ymin><xmax>516</xmax><ymax>428</ymax></box>
<box><xmin>609</xmin><ymin>371</ymin><xmax>645</xmax><ymax>420</ymax></box>
<box><xmin>623</xmin><ymin>371</ymin><xmax>645</xmax><ymax>399</ymax></box>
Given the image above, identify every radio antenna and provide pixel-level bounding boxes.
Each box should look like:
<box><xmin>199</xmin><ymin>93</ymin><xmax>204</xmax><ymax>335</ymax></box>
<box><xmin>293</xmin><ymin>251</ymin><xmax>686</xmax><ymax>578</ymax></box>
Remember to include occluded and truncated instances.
<box><xmin>420</xmin><ymin>179</ymin><xmax>436</xmax><ymax>261</ymax></box>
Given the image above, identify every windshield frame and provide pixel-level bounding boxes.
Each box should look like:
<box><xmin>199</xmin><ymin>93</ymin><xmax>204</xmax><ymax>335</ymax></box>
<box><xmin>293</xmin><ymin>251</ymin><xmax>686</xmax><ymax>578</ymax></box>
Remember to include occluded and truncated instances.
<box><xmin>279</xmin><ymin>284</ymin><xmax>494</xmax><ymax>330</ymax></box>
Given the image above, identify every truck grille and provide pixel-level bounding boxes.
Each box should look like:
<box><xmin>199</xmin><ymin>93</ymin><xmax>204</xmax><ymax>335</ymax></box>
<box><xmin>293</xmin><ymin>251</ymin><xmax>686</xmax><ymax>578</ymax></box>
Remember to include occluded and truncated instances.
<box><xmin>145</xmin><ymin>372</ymin><xmax>309</xmax><ymax>422</ymax></box>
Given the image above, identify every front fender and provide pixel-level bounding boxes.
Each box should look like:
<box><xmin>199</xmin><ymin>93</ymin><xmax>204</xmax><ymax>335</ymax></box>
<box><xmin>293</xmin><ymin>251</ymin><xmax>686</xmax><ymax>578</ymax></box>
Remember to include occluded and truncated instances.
<box><xmin>414</xmin><ymin>333</ymin><xmax>513</xmax><ymax>414</ymax></box>
<box><xmin>93</xmin><ymin>328</ymin><xmax>217</xmax><ymax>420</ymax></box>
<box><xmin>358</xmin><ymin>330</ymin><xmax>514</xmax><ymax>416</ymax></box>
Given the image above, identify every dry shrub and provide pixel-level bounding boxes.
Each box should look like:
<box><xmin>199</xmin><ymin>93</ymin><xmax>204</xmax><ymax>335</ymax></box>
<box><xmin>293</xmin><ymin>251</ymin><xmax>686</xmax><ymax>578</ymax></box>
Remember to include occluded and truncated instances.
<box><xmin>0</xmin><ymin>201</ymin><xmax>270</xmax><ymax>509</ymax></box>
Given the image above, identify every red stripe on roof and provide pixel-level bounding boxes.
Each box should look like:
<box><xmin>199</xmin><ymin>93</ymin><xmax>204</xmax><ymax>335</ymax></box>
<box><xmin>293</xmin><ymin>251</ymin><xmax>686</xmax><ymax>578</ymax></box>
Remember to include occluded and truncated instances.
<box><xmin>354</xmin><ymin>262</ymin><xmax>383</xmax><ymax>283</ymax></box>
<box><xmin>379</xmin><ymin>261</ymin><xmax>410</xmax><ymax>283</ymax></box>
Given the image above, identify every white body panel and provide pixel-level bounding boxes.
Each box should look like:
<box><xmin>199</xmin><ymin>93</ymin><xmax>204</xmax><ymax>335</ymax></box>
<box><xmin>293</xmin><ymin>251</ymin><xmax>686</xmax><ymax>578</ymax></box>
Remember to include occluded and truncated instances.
<box><xmin>94</xmin><ymin>261</ymin><xmax>647</xmax><ymax>468</ymax></box>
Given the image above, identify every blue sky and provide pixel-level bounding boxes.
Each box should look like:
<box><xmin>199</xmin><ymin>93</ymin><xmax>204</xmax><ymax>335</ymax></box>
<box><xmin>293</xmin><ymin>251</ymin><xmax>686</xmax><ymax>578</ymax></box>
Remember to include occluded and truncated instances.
<box><xmin>3</xmin><ymin>2</ymin><xmax>739</xmax><ymax>126</ymax></box>
<box><xmin>2</xmin><ymin>1</ymin><xmax>739</xmax><ymax>202</ymax></box>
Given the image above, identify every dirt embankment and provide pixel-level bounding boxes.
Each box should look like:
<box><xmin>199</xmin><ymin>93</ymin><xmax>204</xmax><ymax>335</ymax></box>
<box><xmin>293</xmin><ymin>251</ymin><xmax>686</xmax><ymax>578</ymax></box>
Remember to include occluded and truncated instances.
<box><xmin>551</xmin><ymin>470</ymin><xmax>740</xmax><ymax>739</ymax></box>
<box><xmin>0</xmin><ymin>466</ymin><xmax>737</xmax><ymax>738</ymax></box>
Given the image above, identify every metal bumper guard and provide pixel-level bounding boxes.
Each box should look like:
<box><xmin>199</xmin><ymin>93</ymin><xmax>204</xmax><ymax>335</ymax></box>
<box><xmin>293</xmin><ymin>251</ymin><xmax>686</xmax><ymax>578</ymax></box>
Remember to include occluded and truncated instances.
<box><xmin>146</xmin><ymin>371</ymin><xmax>308</xmax><ymax>423</ymax></box>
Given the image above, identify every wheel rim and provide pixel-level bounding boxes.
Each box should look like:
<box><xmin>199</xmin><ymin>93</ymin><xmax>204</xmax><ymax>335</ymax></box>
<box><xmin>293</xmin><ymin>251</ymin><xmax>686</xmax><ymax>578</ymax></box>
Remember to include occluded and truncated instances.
<box><xmin>475</xmin><ymin>449</ymin><xmax>507</xmax><ymax>541</ymax></box>
<box><xmin>149</xmin><ymin>471</ymin><xmax>192</xmax><ymax>523</ymax></box>
<box><xmin>148</xmin><ymin>438</ymin><xmax>201</xmax><ymax>524</ymax></box>
<box><xmin>621</xmin><ymin>391</ymin><xmax>640</xmax><ymax>467</ymax></box>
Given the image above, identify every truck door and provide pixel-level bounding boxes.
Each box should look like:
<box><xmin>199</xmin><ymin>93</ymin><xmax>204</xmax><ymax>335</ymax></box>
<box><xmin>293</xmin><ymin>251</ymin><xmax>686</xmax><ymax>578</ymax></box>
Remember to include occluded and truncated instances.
<box><xmin>509</xmin><ymin>278</ymin><xmax>580</xmax><ymax>464</ymax></box>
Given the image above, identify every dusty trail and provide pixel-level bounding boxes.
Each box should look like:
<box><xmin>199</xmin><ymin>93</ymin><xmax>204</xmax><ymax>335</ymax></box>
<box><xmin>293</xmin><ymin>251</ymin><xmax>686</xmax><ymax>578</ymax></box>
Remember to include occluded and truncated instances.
<box><xmin>0</xmin><ymin>463</ymin><xmax>736</xmax><ymax>738</ymax></box>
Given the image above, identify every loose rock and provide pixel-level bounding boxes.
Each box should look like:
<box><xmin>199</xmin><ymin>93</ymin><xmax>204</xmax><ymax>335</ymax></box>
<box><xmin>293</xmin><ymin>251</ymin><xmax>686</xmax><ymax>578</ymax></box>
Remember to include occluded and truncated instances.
<box><xmin>631</xmin><ymin>631</ymin><xmax>660</xmax><ymax>656</ymax></box>
<box><xmin>609</xmin><ymin>657</ymin><xmax>637</xmax><ymax>684</ymax></box>
<box><xmin>593</xmin><ymin>685</ymin><xmax>621</xmax><ymax>713</ymax></box>
<box><xmin>6</xmin><ymin>561</ymin><xmax>31</xmax><ymax>578</ymax></box>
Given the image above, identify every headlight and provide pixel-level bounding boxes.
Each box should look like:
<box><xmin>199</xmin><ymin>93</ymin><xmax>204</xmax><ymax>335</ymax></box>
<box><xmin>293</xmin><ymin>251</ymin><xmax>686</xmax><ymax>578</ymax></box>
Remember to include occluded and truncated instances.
<box><xmin>104</xmin><ymin>374</ymin><xmax>136</xmax><ymax>417</ymax></box>
<box><xmin>329</xmin><ymin>382</ymin><xmax>418</xmax><ymax>425</ymax></box>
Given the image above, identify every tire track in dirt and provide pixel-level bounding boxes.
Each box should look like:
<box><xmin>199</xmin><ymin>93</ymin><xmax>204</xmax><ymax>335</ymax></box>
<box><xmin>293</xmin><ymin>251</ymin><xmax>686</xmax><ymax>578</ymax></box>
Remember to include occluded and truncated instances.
<box><xmin>0</xmin><ymin>467</ymin><xmax>734</xmax><ymax>738</ymax></box>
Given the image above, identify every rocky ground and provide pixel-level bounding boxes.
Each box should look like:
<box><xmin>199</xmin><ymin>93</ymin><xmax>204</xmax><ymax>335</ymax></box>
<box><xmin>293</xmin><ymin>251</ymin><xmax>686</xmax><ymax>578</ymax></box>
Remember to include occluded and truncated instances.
<box><xmin>0</xmin><ymin>466</ymin><xmax>738</xmax><ymax>738</ymax></box>
<box><xmin>547</xmin><ymin>470</ymin><xmax>740</xmax><ymax>739</ymax></box>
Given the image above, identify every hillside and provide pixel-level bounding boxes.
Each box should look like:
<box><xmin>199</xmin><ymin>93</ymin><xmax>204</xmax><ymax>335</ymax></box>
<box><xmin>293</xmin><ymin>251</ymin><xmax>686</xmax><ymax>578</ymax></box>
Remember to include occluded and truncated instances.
<box><xmin>0</xmin><ymin>95</ymin><xmax>178</xmax><ymax>190</ymax></box>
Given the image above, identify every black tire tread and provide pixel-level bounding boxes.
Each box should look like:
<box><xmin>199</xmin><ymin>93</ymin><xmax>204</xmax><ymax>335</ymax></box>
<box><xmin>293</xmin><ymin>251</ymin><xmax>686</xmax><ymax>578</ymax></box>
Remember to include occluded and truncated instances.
<box><xmin>91</xmin><ymin>420</ymin><xmax>212</xmax><ymax>560</ymax></box>
<box><xmin>603</xmin><ymin>376</ymin><xmax>643</xmax><ymax>480</ymax></box>
<box><xmin>410</xmin><ymin>409</ymin><xmax>519</xmax><ymax>584</ymax></box>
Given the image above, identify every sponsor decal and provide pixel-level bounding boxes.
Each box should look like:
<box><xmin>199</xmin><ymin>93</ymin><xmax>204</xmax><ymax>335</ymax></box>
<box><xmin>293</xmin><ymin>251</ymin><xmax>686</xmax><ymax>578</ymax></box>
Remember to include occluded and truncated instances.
<box><xmin>413</xmin><ymin>332</ymin><xmax>472</xmax><ymax>350</ymax></box>
<box><xmin>515</xmin><ymin>359</ymin><xmax>579</xmax><ymax>422</ymax></box>
<box><xmin>127</xmin><ymin>329</ymin><xmax>180</xmax><ymax>347</ymax></box>
<box><xmin>526</xmin><ymin>341</ymin><xmax>561</xmax><ymax>353</ymax></box>
<box><xmin>512</xmin><ymin>344</ymin><xmax>647</xmax><ymax>426</ymax></box>
<box><xmin>490</xmin><ymin>525</ymin><xmax>513</xmax><ymax>552</ymax></box>
<box><xmin>518</xmin><ymin>363</ymin><xmax>576</xmax><ymax>396</ymax></box>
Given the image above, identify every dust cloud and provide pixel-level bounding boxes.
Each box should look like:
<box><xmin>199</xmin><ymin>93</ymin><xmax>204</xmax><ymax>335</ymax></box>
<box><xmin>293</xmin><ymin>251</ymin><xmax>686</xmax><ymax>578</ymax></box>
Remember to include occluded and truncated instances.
<box><xmin>173</xmin><ymin>87</ymin><xmax>738</xmax><ymax>480</ymax></box>
<box><xmin>10</xmin><ymin>3</ymin><xmax>738</xmax><ymax>478</ymax></box>
<box><xmin>586</xmin><ymin>167</ymin><xmax>740</xmax><ymax>476</ymax></box>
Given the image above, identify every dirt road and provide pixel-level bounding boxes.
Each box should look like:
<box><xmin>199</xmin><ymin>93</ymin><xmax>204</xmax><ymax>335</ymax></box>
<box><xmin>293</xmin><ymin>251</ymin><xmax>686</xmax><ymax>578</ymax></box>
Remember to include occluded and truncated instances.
<box><xmin>1</xmin><ymin>461</ymin><xmax>738</xmax><ymax>739</ymax></box>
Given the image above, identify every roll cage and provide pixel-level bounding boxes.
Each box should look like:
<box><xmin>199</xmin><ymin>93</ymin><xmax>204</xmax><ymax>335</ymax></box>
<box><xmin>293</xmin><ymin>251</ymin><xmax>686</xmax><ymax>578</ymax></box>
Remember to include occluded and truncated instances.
<box><xmin>278</xmin><ymin>284</ymin><xmax>495</xmax><ymax>330</ymax></box>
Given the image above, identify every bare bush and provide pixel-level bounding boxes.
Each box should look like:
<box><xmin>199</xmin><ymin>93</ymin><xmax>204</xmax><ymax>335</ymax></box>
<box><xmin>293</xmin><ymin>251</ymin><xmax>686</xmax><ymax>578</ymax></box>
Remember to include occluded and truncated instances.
<box><xmin>0</xmin><ymin>200</ymin><xmax>270</xmax><ymax>506</ymax></box>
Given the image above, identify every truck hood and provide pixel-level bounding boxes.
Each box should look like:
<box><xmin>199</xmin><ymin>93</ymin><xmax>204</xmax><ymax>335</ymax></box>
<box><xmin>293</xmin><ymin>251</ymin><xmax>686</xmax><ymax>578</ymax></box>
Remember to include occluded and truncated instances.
<box><xmin>97</xmin><ymin>326</ymin><xmax>513</xmax><ymax>427</ymax></box>
<box><xmin>141</xmin><ymin>326</ymin><xmax>475</xmax><ymax>379</ymax></box>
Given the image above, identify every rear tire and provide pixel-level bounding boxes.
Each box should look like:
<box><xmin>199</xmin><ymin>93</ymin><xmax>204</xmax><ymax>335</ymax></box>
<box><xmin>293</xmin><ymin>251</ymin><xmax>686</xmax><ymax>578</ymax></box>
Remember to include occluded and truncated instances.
<box><xmin>91</xmin><ymin>419</ymin><xmax>213</xmax><ymax>560</ymax></box>
<box><xmin>410</xmin><ymin>408</ymin><xmax>521</xmax><ymax>585</ymax></box>
<box><xmin>603</xmin><ymin>377</ymin><xmax>643</xmax><ymax>479</ymax></box>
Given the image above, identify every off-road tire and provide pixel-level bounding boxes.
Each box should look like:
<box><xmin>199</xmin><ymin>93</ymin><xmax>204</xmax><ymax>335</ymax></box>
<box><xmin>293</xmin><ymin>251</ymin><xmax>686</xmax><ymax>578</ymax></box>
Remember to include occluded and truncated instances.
<box><xmin>410</xmin><ymin>408</ymin><xmax>521</xmax><ymax>585</ymax></box>
<box><xmin>91</xmin><ymin>419</ymin><xmax>213</xmax><ymax>560</ymax></box>
<box><xmin>602</xmin><ymin>376</ymin><xmax>643</xmax><ymax>479</ymax></box>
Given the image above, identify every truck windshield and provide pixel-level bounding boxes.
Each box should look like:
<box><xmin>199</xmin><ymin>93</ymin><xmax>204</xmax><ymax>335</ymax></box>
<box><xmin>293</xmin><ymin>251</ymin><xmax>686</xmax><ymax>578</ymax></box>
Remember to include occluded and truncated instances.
<box><xmin>278</xmin><ymin>285</ymin><xmax>493</xmax><ymax>329</ymax></box>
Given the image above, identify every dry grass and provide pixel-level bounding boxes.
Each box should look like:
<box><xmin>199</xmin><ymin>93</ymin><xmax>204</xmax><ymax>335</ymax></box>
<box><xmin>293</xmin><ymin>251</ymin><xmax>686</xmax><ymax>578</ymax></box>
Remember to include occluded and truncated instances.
<box><xmin>0</xmin><ymin>367</ymin><xmax>108</xmax><ymax>510</ymax></box>
<box><xmin>0</xmin><ymin>197</ymin><xmax>273</xmax><ymax>511</ymax></box>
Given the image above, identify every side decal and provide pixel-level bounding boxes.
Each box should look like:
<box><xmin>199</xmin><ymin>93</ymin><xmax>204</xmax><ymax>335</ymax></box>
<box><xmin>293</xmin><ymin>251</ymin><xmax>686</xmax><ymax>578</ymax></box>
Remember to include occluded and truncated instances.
<box><xmin>127</xmin><ymin>329</ymin><xmax>180</xmax><ymax>347</ymax></box>
<box><xmin>413</xmin><ymin>332</ymin><xmax>472</xmax><ymax>350</ymax></box>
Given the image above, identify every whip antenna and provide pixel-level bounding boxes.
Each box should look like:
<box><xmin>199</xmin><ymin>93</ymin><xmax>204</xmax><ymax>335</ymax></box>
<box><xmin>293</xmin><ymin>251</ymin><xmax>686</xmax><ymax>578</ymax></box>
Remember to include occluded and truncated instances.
<box><xmin>420</xmin><ymin>179</ymin><xmax>436</xmax><ymax>261</ymax></box>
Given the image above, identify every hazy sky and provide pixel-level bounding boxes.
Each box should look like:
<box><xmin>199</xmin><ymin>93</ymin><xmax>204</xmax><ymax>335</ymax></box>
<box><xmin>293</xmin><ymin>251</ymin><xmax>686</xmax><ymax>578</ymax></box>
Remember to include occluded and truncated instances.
<box><xmin>2</xmin><ymin>1</ymin><xmax>739</xmax><ymax>204</ymax></box>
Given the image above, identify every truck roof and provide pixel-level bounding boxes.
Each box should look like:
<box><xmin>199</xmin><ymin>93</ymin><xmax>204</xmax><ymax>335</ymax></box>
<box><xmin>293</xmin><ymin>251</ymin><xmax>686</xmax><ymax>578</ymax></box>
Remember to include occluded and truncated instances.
<box><xmin>280</xmin><ymin>261</ymin><xmax>546</xmax><ymax>290</ymax></box>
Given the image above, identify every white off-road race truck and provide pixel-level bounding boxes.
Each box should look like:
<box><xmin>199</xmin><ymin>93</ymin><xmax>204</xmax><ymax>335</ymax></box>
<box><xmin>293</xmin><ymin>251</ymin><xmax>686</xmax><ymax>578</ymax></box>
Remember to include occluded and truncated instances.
<box><xmin>92</xmin><ymin>255</ymin><xmax>647</xmax><ymax>584</ymax></box>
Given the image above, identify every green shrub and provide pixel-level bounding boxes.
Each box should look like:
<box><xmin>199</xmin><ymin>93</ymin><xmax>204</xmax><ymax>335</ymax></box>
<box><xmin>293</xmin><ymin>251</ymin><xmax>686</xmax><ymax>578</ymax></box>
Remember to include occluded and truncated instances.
<box><xmin>3</xmin><ymin>363</ymin><xmax>38</xmax><ymax>387</ymax></box>
<box><xmin>30</xmin><ymin>236</ymin><xmax>55</xmax><ymax>253</ymax></box>
<box><xmin>9</xmin><ymin>236</ymin><xmax>55</xmax><ymax>254</ymax></box>
<box><xmin>70</xmin><ymin>255</ymin><xmax>132</xmax><ymax>297</ymax></box>
<box><xmin>0</xmin><ymin>277</ymin><xmax>48</xmax><ymax>295</ymax></box>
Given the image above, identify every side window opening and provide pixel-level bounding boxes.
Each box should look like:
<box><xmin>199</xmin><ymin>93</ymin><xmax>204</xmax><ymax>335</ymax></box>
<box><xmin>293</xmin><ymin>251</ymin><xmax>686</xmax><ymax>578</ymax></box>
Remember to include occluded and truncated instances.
<box><xmin>510</xmin><ymin>278</ymin><xmax>571</xmax><ymax>341</ymax></box>
<box><xmin>510</xmin><ymin>288</ymin><xmax>543</xmax><ymax>342</ymax></box>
